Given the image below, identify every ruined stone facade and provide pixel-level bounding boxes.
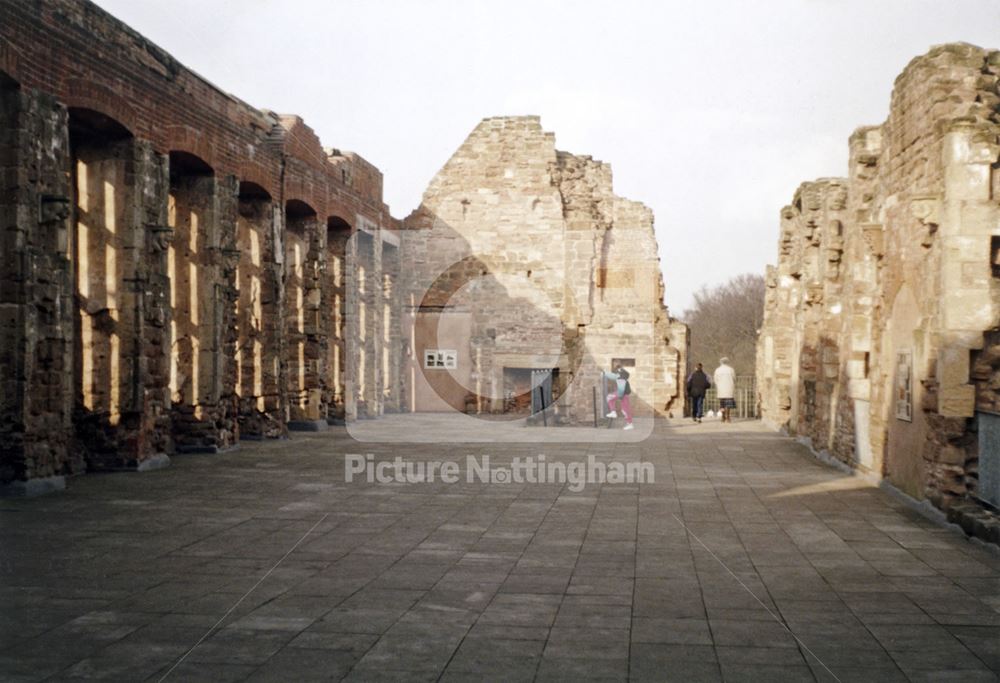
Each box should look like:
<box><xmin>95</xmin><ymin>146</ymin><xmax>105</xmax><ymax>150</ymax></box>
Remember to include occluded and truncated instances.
<box><xmin>0</xmin><ymin>0</ymin><xmax>402</xmax><ymax>491</ymax></box>
<box><xmin>1</xmin><ymin>2</ymin><xmax>684</xmax><ymax>493</ymax></box>
<box><xmin>402</xmin><ymin>117</ymin><xmax>687</xmax><ymax>422</ymax></box>
<box><xmin>757</xmin><ymin>43</ymin><xmax>1000</xmax><ymax>533</ymax></box>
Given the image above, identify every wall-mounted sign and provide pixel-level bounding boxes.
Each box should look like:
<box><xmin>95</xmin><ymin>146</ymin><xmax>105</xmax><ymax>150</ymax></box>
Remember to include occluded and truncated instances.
<box><xmin>424</xmin><ymin>349</ymin><xmax>457</xmax><ymax>370</ymax></box>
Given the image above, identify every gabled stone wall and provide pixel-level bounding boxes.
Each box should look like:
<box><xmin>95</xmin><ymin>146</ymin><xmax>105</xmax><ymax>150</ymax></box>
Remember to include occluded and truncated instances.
<box><xmin>402</xmin><ymin>117</ymin><xmax>687</xmax><ymax>421</ymax></box>
<box><xmin>757</xmin><ymin>43</ymin><xmax>1000</xmax><ymax>533</ymax></box>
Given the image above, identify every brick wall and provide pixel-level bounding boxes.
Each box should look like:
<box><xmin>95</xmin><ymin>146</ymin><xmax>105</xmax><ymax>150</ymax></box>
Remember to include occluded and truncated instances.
<box><xmin>0</xmin><ymin>0</ymin><xmax>403</xmax><ymax>486</ymax></box>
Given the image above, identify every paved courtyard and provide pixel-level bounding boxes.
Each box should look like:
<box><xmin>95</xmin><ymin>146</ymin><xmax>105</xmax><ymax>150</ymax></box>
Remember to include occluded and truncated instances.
<box><xmin>2</xmin><ymin>418</ymin><xmax>999</xmax><ymax>682</ymax></box>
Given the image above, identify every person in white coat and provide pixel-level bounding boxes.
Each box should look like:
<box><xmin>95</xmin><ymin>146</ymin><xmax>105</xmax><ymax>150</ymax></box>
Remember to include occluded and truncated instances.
<box><xmin>713</xmin><ymin>357</ymin><xmax>737</xmax><ymax>423</ymax></box>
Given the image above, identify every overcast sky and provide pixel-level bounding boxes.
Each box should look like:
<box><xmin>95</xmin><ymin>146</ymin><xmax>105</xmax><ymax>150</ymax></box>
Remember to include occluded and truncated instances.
<box><xmin>94</xmin><ymin>0</ymin><xmax>1000</xmax><ymax>314</ymax></box>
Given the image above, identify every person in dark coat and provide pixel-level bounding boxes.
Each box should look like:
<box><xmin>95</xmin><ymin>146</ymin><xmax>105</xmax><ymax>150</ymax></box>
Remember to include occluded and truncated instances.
<box><xmin>686</xmin><ymin>363</ymin><xmax>711</xmax><ymax>423</ymax></box>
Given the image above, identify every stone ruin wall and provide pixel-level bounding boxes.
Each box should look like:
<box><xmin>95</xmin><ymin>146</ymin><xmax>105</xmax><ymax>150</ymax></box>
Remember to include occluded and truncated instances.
<box><xmin>0</xmin><ymin>0</ymin><xmax>403</xmax><ymax>491</ymax></box>
<box><xmin>0</xmin><ymin>1</ymin><xmax>687</xmax><ymax>493</ymax></box>
<box><xmin>757</xmin><ymin>43</ymin><xmax>1000</xmax><ymax>531</ymax></box>
<box><xmin>402</xmin><ymin>117</ymin><xmax>687</xmax><ymax>422</ymax></box>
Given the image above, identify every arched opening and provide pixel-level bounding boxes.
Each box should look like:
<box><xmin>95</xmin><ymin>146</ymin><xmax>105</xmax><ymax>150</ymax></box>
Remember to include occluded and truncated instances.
<box><xmin>68</xmin><ymin>107</ymin><xmax>132</xmax><ymax>144</ymax></box>
<box><xmin>284</xmin><ymin>199</ymin><xmax>323</xmax><ymax>427</ymax></box>
<box><xmin>238</xmin><ymin>181</ymin><xmax>270</xmax><ymax>201</ymax></box>
<box><xmin>68</xmin><ymin>107</ymin><xmax>135</xmax><ymax>464</ymax></box>
<box><xmin>235</xmin><ymin>181</ymin><xmax>282</xmax><ymax>437</ymax></box>
<box><xmin>286</xmin><ymin>199</ymin><xmax>315</xmax><ymax>220</ymax></box>
<box><xmin>326</xmin><ymin>216</ymin><xmax>351</xmax><ymax>421</ymax></box>
<box><xmin>169</xmin><ymin>151</ymin><xmax>213</xmax><ymax>177</ymax></box>
<box><xmin>167</xmin><ymin>150</ymin><xmax>216</xmax><ymax>438</ymax></box>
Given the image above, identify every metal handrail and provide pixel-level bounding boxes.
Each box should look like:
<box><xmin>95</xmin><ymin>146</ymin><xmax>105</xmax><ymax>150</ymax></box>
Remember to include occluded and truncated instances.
<box><xmin>691</xmin><ymin>375</ymin><xmax>758</xmax><ymax>419</ymax></box>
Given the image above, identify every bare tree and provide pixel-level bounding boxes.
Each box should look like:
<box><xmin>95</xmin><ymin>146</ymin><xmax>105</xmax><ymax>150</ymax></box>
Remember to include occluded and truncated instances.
<box><xmin>681</xmin><ymin>273</ymin><xmax>765</xmax><ymax>376</ymax></box>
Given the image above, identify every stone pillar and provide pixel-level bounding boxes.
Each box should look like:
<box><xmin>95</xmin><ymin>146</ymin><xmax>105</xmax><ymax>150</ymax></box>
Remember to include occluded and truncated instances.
<box><xmin>343</xmin><ymin>225</ymin><xmax>359</xmax><ymax>421</ymax></box>
<box><xmin>0</xmin><ymin>85</ymin><xmax>74</xmax><ymax>495</ymax></box>
<box><xmin>370</xmin><ymin>224</ymin><xmax>384</xmax><ymax>417</ymax></box>
<box><xmin>236</xmin><ymin>190</ymin><xmax>286</xmax><ymax>438</ymax></box>
<box><xmin>788</xmin><ymin>180</ymin><xmax>847</xmax><ymax>450</ymax></box>
<box><xmin>656</xmin><ymin>318</ymin><xmax>687</xmax><ymax>416</ymax></box>
<box><xmin>133</xmin><ymin>142</ymin><xmax>173</xmax><ymax>461</ymax></box>
<box><xmin>839</xmin><ymin>126</ymin><xmax>883</xmax><ymax>470</ymax></box>
<box><xmin>936</xmin><ymin>121</ymin><xmax>1000</xmax><ymax>418</ymax></box>
<box><xmin>284</xmin><ymin>207</ymin><xmax>327</xmax><ymax>430</ymax></box>
<box><xmin>216</xmin><ymin>175</ymin><xmax>241</xmax><ymax>443</ymax></box>
<box><xmin>324</xmin><ymin>219</ymin><xmax>350</xmax><ymax>422</ymax></box>
<box><xmin>381</xmin><ymin>239</ymin><xmax>401</xmax><ymax>413</ymax></box>
<box><xmin>348</xmin><ymin>224</ymin><xmax>380</xmax><ymax>418</ymax></box>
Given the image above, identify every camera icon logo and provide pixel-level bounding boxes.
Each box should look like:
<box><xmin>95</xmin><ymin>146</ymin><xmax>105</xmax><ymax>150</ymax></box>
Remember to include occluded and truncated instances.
<box><xmin>490</xmin><ymin>468</ymin><xmax>512</xmax><ymax>484</ymax></box>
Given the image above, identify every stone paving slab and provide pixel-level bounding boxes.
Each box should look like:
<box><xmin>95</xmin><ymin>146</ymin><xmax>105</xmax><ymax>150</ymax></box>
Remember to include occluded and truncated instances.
<box><xmin>1</xmin><ymin>418</ymin><xmax>999</xmax><ymax>681</ymax></box>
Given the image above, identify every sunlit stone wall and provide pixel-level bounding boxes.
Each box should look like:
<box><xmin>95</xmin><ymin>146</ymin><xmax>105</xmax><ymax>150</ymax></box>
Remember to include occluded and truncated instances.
<box><xmin>758</xmin><ymin>43</ymin><xmax>1000</xmax><ymax>527</ymax></box>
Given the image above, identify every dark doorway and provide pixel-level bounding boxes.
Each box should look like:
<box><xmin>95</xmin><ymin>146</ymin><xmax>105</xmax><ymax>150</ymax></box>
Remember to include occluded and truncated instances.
<box><xmin>503</xmin><ymin>368</ymin><xmax>557</xmax><ymax>415</ymax></box>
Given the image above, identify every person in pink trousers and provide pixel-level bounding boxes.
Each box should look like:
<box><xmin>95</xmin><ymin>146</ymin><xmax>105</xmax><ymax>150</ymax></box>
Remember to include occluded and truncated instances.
<box><xmin>603</xmin><ymin>367</ymin><xmax>634</xmax><ymax>430</ymax></box>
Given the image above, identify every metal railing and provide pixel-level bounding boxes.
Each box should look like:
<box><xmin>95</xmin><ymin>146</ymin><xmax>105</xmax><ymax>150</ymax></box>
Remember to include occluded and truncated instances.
<box><xmin>690</xmin><ymin>375</ymin><xmax>758</xmax><ymax>419</ymax></box>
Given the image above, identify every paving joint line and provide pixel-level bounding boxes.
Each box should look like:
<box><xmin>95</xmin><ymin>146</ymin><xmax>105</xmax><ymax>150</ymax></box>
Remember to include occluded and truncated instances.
<box><xmin>671</xmin><ymin>511</ymin><xmax>843</xmax><ymax>683</ymax></box>
<box><xmin>155</xmin><ymin>512</ymin><xmax>329</xmax><ymax>682</ymax></box>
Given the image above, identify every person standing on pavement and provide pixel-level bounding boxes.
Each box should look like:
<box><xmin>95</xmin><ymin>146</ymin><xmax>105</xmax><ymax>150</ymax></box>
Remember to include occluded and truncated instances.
<box><xmin>603</xmin><ymin>366</ymin><xmax>634</xmax><ymax>431</ymax></box>
<box><xmin>713</xmin><ymin>357</ymin><xmax>737</xmax><ymax>423</ymax></box>
<box><xmin>686</xmin><ymin>363</ymin><xmax>711</xmax><ymax>423</ymax></box>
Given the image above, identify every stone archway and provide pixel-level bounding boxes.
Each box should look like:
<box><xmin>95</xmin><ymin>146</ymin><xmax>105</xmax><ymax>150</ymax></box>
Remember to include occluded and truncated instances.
<box><xmin>68</xmin><ymin>107</ymin><xmax>135</xmax><ymax>467</ymax></box>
